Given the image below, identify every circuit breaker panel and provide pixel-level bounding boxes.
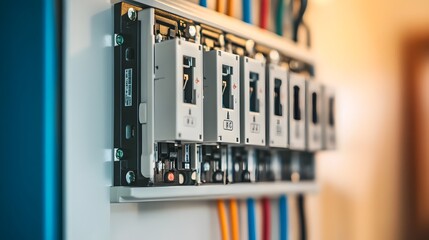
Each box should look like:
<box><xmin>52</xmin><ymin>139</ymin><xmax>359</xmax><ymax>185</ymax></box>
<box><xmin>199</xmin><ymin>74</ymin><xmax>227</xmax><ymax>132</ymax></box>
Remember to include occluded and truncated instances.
<box><xmin>112</xmin><ymin>1</ymin><xmax>336</xmax><ymax>192</ymax></box>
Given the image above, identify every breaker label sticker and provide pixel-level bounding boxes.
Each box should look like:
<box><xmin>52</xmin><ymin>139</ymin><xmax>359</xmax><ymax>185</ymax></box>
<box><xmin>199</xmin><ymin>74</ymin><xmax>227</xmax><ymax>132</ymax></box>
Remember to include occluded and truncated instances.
<box><xmin>250</xmin><ymin>123</ymin><xmax>260</xmax><ymax>133</ymax></box>
<box><xmin>223</xmin><ymin>120</ymin><xmax>233</xmax><ymax>131</ymax></box>
<box><xmin>276</xmin><ymin>125</ymin><xmax>282</xmax><ymax>136</ymax></box>
<box><xmin>124</xmin><ymin>68</ymin><xmax>132</xmax><ymax>107</ymax></box>
<box><xmin>184</xmin><ymin>116</ymin><xmax>195</xmax><ymax>127</ymax></box>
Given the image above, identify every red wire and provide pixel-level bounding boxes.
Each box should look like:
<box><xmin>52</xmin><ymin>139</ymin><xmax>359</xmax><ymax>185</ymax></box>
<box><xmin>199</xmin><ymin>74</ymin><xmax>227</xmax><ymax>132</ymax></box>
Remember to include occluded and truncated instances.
<box><xmin>260</xmin><ymin>0</ymin><xmax>269</xmax><ymax>29</ymax></box>
<box><xmin>262</xmin><ymin>197</ymin><xmax>271</xmax><ymax>240</ymax></box>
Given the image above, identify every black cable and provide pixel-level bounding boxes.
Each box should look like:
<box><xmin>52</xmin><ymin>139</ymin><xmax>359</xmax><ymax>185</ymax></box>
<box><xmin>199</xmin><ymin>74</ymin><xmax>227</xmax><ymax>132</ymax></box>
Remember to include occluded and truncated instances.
<box><xmin>301</xmin><ymin>21</ymin><xmax>311</xmax><ymax>48</ymax></box>
<box><xmin>292</xmin><ymin>0</ymin><xmax>308</xmax><ymax>43</ymax></box>
<box><xmin>297</xmin><ymin>194</ymin><xmax>307</xmax><ymax>240</ymax></box>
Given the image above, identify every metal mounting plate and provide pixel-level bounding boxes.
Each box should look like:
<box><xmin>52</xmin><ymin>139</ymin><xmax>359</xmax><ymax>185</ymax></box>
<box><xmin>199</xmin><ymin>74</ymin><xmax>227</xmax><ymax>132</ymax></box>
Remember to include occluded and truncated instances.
<box><xmin>111</xmin><ymin>182</ymin><xmax>318</xmax><ymax>202</ymax></box>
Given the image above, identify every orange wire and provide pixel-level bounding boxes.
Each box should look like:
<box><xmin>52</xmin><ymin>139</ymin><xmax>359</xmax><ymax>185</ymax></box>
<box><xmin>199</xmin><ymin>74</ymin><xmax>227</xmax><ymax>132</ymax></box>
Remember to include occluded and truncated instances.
<box><xmin>216</xmin><ymin>0</ymin><xmax>226</xmax><ymax>14</ymax></box>
<box><xmin>230</xmin><ymin>199</ymin><xmax>240</xmax><ymax>240</ymax></box>
<box><xmin>227</xmin><ymin>0</ymin><xmax>234</xmax><ymax>17</ymax></box>
<box><xmin>217</xmin><ymin>200</ymin><xmax>230</xmax><ymax>240</ymax></box>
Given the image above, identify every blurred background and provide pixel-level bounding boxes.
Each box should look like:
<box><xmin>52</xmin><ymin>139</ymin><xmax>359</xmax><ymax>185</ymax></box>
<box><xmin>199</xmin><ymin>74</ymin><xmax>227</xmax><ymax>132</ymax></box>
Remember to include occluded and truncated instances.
<box><xmin>192</xmin><ymin>0</ymin><xmax>429</xmax><ymax>239</ymax></box>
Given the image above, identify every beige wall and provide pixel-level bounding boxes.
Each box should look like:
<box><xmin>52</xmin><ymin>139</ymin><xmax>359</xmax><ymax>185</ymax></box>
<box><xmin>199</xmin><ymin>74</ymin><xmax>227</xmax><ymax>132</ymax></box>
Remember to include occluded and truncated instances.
<box><xmin>306</xmin><ymin>0</ymin><xmax>429</xmax><ymax>239</ymax></box>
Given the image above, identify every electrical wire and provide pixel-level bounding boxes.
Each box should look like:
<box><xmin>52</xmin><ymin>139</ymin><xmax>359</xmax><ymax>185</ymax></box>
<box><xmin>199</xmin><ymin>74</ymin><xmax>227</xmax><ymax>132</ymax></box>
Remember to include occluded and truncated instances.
<box><xmin>279</xmin><ymin>195</ymin><xmax>289</xmax><ymax>240</ymax></box>
<box><xmin>292</xmin><ymin>0</ymin><xmax>308</xmax><ymax>42</ymax></box>
<box><xmin>227</xmin><ymin>0</ymin><xmax>235</xmax><ymax>17</ymax></box>
<box><xmin>199</xmin><ymin>0</ymin><xmax>207</xmax><ymax>7</ymax></box>
<box><xmin>247</xmin><ymin>198</ymin><xmax>257</xmax><ymax>240</ymax></box>
<box><xmin>297</xmin><ymin>194</ymin><xmax>307</xmax><ymax>240</ymax></box>
<box><xmin>242</xmin><ymin>0</ymin><xmax>252</xmax><ymax>24</ymax></box>
<box><xmin>301</xmin><ymin>21</ymin><xmax>311</xmax><ymax>47</ymax></box>
<box><xmin>260</xmin><ymin>0</ymin><xmax>269</xmax><ymax>29</ymax></box>
<box><xmin>217</xmin><ymin>200</ymin><xmax>230</xmax><ymax>240</ymax></box>
<box><xmin>262</xmin><ymin>198</ymin><xmax>271</xmax><ymax>240</ymax></box>
<box><xmin>275</xmin><ymin>0</ymin><xmax>284</xmax><ymax>35</ymax></box>
<box><xmin>217</xmin><ymin>0</ymin><xmax>226</xmax><ymax>14</ymax></box>
<box><xmin>230</xmin><ymin>199</ymin><xmax>240</xmax><ymax>240</ymax></box>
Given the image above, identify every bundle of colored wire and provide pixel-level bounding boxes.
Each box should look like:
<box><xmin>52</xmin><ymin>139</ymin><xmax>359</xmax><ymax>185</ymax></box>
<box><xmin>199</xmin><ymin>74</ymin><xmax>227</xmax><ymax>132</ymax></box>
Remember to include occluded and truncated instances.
<box><xmin>227</xmin><ymin>0</ymin><xmax>235</xmax><ymax>17</ymax></box>
<box><xmin>275</xmin><ymin>0</ymin><xmax>284</xmax><ymax>35</ymax></box>
<box><xmin>297</xmin><ymin>194</ymin><xmax>307</xmax><ymax>240</ymax></box>
<box><xmin>199</xmin><ymin>0</ymin><xmax>207</xmax><ymax>7</ymax></box>
<box><xmin>260</xmin><ymin>0</ymin><xmax>269</xmax><ymax>29</ymax></box>
<box><xmin>230</xmin><ymin>199</ymin><xmax>240</xmax><ymax>240</ymax></box>
<box><xmin>216</xmin><ymin>0</ymin><xmax>226</xmax><ymax>14</ymax></box>
<box><xmin>262</xmin><ymin>198</ymin><xmax>271</xmax><ymax>240</ymax></box>
<box><xmin>247</xmin><ymin>198</ymin><xmax>257</xmax><ymax>240</ymax></box>
<box><xmin>217</xmin><ymin>200</ymin><xmax>230</xmax><ymax>240</ymax></box>
<box><xmin>242</xmin><ymin>0</ymin><xmax>252</xmax><ymax>23</ymax></box>
<box><xmin>279</xmin><ymin>195</ymin><xmax>289</xmax><ymax>240</ymax></box>
<box><xmin>293</xmin><ymin>0</ymin><xmax>308</xmax><ymax>42</ymax></box>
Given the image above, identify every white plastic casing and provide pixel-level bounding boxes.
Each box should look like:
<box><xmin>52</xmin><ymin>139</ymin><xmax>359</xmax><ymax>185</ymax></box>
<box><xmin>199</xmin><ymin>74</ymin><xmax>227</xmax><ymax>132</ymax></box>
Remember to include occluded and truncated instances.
<box><xmin>306</xmin><ymin>80</ymin><xmax>323</xmax><ymax>151</ymax></box>
<box><xmin>267</xmin><ymin>64</ymin><xmax>288</xmax><ymax>148</ymax></box>
<box><xmin>240</xmin><ymin>57</ymin><xmax>266</xmax><ymax>146</ymax></box>
<box><xmin>288</xmin><ymin>73</ymin><xmax>306</xmax><ymax>150</ymax></box>
<box><xmin>203</xmin><ymin>50</ymin><xmax>241</xmax><ymax>144</ymax></box>
<box><xmin>154</xmin><ymin>38</ymin><xmax>204</xmax><ymax>142</ymax></box>
<box><xmin>322</xmin><ymin>86</ymin><xmax>336</xmax><ymax>149</ymax></box>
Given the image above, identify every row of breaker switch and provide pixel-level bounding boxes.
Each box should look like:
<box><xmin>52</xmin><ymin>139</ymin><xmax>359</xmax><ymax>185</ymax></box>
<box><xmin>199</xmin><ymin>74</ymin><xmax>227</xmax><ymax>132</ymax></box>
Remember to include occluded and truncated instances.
<box><xmin>151</xmin><ymin>38</ymin><xmax>335</xmax><ymax>152</ymax></box>
<box><xmin>152</xmin><ymin>143</ymin><xmax>315</xmax><ymax>185</ymax></box>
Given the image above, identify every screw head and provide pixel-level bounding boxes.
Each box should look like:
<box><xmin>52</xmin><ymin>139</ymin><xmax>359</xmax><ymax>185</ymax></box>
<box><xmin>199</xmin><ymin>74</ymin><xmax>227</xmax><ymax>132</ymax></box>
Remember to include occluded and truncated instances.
<box><xmin>178</xmin><ymin>173</ymin><xmax>185</xmax><ymax>185</ymax></box>
<box><xmin>115</xmin><ymin>34</ymin><xmax>124</xmax><ymax>46</ymax></box>
<box><xmin>214</xmin><ymin>172</ymin><xmax>223</xmax><ymax>182</ymax></box>
<box><xmin>128</xmin><ymin>8</ymin><xmax>137</xmax><ymax>21</ymax></box>
<box><xmin>188</xmin><ymin>25</ymin><xmax>197</xmax><ymax>37</ymax></box>
<box><xmin>155</xmin><ymin>34</ymin><xmax>163</xmax><ymax>43</ymax></box>
<box><xmin>269</xmin><ymin>50</ymin><xmax>280</xmax><ymax>64</ymax></box>
<box><xmin>203</xmin><ymin>162</ymin><xmax>210</xmax><ymax>171</ymax></box>
<box><xmin>245</xmin><ymin>40</ymin><xmax>255</xmax><ymax>53</ymax></box>
<box><xmin>116</xmin><ymin>149</ymin><xmax>124</xmax><ymax>159</ymax></box>
<box><xmin>218</xmin><ymin>34</ymin><xmax>225</xmax><ymax>47</ymax></box>
<box><xmin>191</xmin><ymin>172</ymin><xmax>197</xmax><ymax>181</ymax></box>
<box><xmin>126</xmin><ymin>171</ymin><xmax>136</xmax><ymax>184</ymax></box>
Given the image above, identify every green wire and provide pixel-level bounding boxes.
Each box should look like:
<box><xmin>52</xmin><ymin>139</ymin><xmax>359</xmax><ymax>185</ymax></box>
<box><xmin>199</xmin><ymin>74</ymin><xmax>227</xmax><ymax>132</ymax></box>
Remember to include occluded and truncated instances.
<box><xmin>276</xmin><ymin>0</ymin><xmax>285</xmax><ymax>35</ymax></box>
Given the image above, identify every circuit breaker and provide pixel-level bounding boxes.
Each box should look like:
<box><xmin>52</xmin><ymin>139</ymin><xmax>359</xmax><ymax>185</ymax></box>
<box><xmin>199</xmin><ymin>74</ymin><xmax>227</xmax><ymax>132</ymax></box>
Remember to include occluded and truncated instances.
<box><xmin>240</xmin><ymin>57</ymin><xmax>266</xmax><ymax>146</ymax></box>
<box><xmin>288</xmin><ymin>73</ymin><xmax>306</xmax><ymax>150</ymax></box>
<box><xmin>154</xmin><ymin>38</ymin><xmax>204</xmax><ymax>142</ymax></box>
<box><xmin>267</xmin><ymin>64</ymin><xmax>288</xmax><ymax>148</ymax></box>
<box><xmin>203</xmin><ymin>50</ymin><xmax>241</xmax><ymax>144</ymax></box>
<box><xmin>323</xmin><ymin>86</ymin><xmax>336</xmax><ymax>149</ymax></box>
<box><xmin>306</xmin><ymin>80</ymin><xmax>323</xmax><ymax>151</ymax></box>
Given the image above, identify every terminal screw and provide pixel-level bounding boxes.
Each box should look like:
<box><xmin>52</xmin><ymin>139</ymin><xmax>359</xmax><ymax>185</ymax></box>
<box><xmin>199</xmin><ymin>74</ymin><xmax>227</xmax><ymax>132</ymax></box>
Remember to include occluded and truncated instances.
<box><xmin>155</xmin><ymin>34</ymin><xmax>163</xmax><ymax>43</ymax></box>
<box><xmin>115</xmin><ymin>34</ymin><xmax>124</xmax><ymax>46</ymax></box>
<box><xmin>115</xmin><ymin>149</ymin><xmax>124</xmax><ymax>159</ymax></box>
<box><xmin>128</xmin><ymin>8</ymin><xmax>137</xmax><ymax>21</ymax></box>
<box><xmin>126</xmin><ymin>171</ymin><xmax>136</xmax><ymax>184</ymax></box>
<box><xmin>187</xmin><ymin>25</ymin><xmax>197</xmax><ymax>38</ymax></box>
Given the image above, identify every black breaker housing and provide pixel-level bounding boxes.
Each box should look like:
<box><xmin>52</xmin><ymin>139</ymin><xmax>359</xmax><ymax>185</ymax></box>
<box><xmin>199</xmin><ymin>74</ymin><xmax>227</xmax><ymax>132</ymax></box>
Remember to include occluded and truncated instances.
<box><xmin>113</xmin><ymin>3</ymin><xmax>150</xmax><ymax>186</ymax></box>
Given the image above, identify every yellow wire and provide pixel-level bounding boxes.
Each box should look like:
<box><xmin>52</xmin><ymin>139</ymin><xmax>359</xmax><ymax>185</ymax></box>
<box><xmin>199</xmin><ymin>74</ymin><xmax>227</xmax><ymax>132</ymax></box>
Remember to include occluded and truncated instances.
<box><xmin>230</xmin><ymin>199</ymin><xmax>240</xmax><ymax>240</ymax></box>
<box><xmin>216</xmin><ymin>0</ymin><xmax>226</xmax><ymax>14</ymax></box>
<box><xmin>217</xmin><ymin>200</ymin><xmax>230</xmax><ymax>240</ymax></box>
<box><xmin>227</xmin><ymin>0</ymin><xmax>234</xmax><ymax>17</ymax></box>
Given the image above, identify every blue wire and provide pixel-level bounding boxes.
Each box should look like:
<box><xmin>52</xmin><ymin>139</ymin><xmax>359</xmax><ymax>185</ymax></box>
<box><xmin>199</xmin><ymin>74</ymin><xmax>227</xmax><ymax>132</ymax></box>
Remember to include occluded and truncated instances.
<box><xmin>44</xmin><ymin>0</ymin><xmax>58</xmax><ymax>239</ymax></box>
<box><xmin>247</xmin><ymin>198</ymin><xmax>257</xmax><ymax>240</ymax></box>
<box><xmin>242</xmin><ymin>0</ymin><xmax>252</xmax><ymax>24</ymax></box>
<box><xmin>280</xmin><ymin>195</ymin><xmax>289</xmax><ymax>240</ymax></box>
<box><xmin>199</xmin><ymin>0</ymin><xmax>207</xmax><ymax>7</ymax></box>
